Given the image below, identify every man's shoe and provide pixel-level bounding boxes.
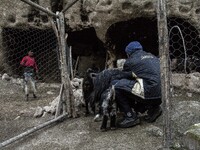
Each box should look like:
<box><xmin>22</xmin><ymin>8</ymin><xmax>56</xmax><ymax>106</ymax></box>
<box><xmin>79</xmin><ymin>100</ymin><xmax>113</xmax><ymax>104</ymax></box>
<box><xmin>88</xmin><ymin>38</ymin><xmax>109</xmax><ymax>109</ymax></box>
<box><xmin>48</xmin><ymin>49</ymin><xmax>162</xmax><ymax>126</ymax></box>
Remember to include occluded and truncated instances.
<box><xmin>117</xmin><ymin>117</ymin><xmax>140</xmax><ymax>128</ymax></box>
<box><xmin>144</xmin><ymin>106</ymin><xmax>162</xmax><ymax>123</ymax></box>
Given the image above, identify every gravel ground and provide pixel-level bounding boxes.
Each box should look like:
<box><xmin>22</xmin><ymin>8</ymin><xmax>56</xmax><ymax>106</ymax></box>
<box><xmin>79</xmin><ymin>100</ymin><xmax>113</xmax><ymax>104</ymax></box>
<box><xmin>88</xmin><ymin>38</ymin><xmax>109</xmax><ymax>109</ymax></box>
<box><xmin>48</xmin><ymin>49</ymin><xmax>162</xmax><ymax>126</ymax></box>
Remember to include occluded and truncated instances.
<box><xmin>0</xmin><ymin>79</ymin><xmax>199</xmax><ymax>150</ymax></box>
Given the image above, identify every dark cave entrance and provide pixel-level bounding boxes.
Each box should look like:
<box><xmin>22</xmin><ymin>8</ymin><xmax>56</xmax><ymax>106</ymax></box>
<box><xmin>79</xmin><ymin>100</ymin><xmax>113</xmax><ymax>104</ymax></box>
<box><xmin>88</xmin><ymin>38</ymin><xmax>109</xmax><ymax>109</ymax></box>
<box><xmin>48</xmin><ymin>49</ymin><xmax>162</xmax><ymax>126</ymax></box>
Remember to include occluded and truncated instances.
<box><xmin>2</xmin><ymin>27</ymin><xmax>59</xmax><ymax>82</ymax></box>
<box><xmin>105</xmin><ymin>17</ymin><xmax>200</xmax><ymax>70</ymax></box>
<box><xmin>67</xmin><ymin>27</ymin><xmax>106</xmax><ymax>77</ymax></box>
<box><xmin>105</xmin><ymin>17</ymin><xmax>159</xmax><ymax>65</ymax></box>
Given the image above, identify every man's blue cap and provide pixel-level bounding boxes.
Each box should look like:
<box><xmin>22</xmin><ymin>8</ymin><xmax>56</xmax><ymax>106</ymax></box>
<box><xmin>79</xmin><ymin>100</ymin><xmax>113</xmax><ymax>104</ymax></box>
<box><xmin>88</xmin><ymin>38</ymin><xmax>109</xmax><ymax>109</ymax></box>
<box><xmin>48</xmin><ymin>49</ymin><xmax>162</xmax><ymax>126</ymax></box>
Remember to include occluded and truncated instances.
<box><xmin>125</xmin><ymin>41</ymin><xmax>143</xmax><ymax>55</ymax></box>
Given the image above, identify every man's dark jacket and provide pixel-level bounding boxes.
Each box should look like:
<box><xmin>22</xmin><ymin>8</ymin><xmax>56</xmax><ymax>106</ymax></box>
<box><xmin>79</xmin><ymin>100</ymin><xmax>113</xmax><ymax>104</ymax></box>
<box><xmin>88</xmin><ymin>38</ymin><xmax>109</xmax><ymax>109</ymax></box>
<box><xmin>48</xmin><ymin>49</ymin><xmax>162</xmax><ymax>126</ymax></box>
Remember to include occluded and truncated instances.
<box><xmin>114</xmin><ymin>49</ymin><xmax>161</xmax><ymax>99</ymax></box>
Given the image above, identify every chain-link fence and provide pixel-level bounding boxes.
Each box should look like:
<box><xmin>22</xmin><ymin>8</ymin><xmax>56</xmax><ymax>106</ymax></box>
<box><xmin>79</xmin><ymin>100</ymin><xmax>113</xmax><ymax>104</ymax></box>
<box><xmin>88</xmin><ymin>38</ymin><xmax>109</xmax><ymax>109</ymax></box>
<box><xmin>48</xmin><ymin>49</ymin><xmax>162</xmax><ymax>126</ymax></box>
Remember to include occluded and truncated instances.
<box><xmin>0</xmin><ymin>1</ymin><xmax>64</xmax><ymax>147</ymax></box>
<box><xmin>166</xmin><ymin>4</ymin><xmax>200</xmax><ymax>149</ymax></box>
<box><xmin>168</xmin><ymin>17</ymin><xmax>200</xmax><ymax>74</ymax></box>
<box><xmin>2</xmin><ymin>27</ymin><xmax>60</xmax><ymax>81</ymax></box>
<box><xmin>0</xmin><ymin>0</ymin><xmax>200</xmax><ymax>149</ymax></box>
<box><xmin>0</xmin><ymin>0</ymin><xmax>61</xmax><ymax>102</ymax></box>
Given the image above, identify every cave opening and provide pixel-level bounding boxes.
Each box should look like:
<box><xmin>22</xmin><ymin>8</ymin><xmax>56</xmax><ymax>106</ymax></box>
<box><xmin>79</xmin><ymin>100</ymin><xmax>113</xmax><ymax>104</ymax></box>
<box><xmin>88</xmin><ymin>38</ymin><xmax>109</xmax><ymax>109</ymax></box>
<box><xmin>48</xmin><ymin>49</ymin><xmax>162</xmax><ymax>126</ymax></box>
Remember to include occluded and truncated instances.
<box><xmin>67</xmin><ymin>27</ymin><xmax>106</xmax><ymax>77</ymax></box>
<box><xmin>2</xmin><ymin>27</ymin><xmax>59</xmax><ymax>82</ymax></box>
<box><xmin>105</xmin><ymin>17</ymin><xmax>200</xmax><ymax>70</ymax></box>
<box><xmin>105</xmin><ymin>17</ymin><xmax>158</xmax><ymax>67</ymax></box>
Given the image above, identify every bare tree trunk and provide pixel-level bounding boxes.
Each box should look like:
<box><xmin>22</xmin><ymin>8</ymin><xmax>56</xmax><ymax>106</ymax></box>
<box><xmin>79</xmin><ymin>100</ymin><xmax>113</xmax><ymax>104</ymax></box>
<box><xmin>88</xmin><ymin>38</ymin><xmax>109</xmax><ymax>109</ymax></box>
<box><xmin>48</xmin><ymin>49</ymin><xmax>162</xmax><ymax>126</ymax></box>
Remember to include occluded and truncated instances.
<box><xmin>58</xmin><ymin>12</ymin><xmax>77</xmax><ymax>118</ymax></box>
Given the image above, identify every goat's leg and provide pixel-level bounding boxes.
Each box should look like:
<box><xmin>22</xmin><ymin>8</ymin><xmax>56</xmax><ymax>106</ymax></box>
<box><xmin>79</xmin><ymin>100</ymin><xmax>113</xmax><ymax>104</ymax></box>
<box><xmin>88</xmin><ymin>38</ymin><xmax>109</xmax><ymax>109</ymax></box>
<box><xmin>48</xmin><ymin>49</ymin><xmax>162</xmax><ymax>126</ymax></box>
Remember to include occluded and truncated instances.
<box><xmin>110</xmin><ymin>105</ymin><xmax>117</xmax><ymax>130</ymax></box>
<box><xmin>100</xmin><ymin>115</ymin><xmax>108</xmax><ymax>131</ymax></box>
<box><xmin>85</xmin><ymin>100</ymin><xmax>89</xmax><ymax>116</ymax></box>
<box><xmin>100</xmin><ymin>101</ymin><xmax>109</xmax><ymax>131</ymax></box>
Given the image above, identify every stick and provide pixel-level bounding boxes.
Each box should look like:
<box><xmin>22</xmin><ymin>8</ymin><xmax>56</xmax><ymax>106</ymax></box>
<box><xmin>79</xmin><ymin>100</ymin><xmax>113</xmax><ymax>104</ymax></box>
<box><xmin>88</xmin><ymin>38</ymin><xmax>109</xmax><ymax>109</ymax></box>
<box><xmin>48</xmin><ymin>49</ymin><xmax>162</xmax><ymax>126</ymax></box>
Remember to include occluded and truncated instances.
<box><xmin>65</xmin><ymin>34</ymin><xmax>70</xmax><ymax>75</ymax></box>
<box><xmin>20</xmin><ymin>0</ymin><xmax>57</xmax><ymax>17</ymax></box>
<box><xmin>55</xmin><ymin>84</ymin><xmax>64</xmax><ymax>118</ymax></box>
<box><xmin>58</xmin><ymin>13</ymin><xmax>77</xmax><ymax>118</ymax></box>
<box><xmin>73</xmin><ymin>56</ymin><xmax>80</xmax><ymax>77</ymax></box>
<box><xmin>0</xmin><ymin>113</ymin><xmax>67</xmax><ymax>149</ymax></box>
<box><xmin>69</xmin><ymin>46</ymin><xmax>74</xmax><ymax>79</ymax></box>
<box><xmin>62</xmin><ymin>0</ymin><xmax>80</xmax><ymax>13</ymax></box>
<box><xmin>56</xmin><ymin>11</ymin><xmax>63</xmax><ymax>72</ymax></box>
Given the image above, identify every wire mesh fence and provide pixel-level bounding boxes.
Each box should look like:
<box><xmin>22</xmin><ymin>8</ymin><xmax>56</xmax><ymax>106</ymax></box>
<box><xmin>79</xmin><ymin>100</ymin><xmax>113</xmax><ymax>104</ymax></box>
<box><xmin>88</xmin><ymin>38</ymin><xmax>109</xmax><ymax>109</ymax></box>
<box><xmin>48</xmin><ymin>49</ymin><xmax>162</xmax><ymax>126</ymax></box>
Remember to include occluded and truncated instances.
<box><xmin>0</xmin><ymin>0</ymin><xmax>61</xmax><ymax>101</ymax></box>
<box><xmin>0</xmin><ymin>0</ymin><xmax>200</xmax><ymax>149</ymax></box>
<box><xmin>166</xmin><ymin>5</ymin><xmax>200</xmax><ymax>149</ymax></box>
<box><xmin>0</xmin><ymin>1</ymin><xmax>65</xmax><ymax>147</ymax></box>
<box><xmin>2</xmin><ymin>27</ymin><xmax>60</xmax><ymax>81</ymax></box>
<box><xmin>168</xmin><ymin>17</ymin><xmax>200</xmax><ymax>74</ymax></box>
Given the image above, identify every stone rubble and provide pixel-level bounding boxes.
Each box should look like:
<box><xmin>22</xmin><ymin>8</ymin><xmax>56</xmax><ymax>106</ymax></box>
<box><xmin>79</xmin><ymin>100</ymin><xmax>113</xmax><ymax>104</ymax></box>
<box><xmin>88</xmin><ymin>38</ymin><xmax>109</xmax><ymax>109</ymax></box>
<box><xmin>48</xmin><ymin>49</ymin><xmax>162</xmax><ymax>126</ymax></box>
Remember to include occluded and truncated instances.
<box><xmin>33</xmin><ymin>77</ymin><xmax>84</xmax><ymax>117</ymax></box>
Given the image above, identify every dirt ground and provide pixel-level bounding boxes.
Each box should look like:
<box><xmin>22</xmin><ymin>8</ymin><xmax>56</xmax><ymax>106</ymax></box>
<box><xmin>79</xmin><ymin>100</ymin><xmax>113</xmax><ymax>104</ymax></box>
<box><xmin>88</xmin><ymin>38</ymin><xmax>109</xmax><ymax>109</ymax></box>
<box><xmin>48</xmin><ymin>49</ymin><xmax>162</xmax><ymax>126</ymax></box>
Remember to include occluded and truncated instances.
<box><xmin>0</xmin><ymin>80</ymin><xmax>60</xmax><ymax>145</ymax></box>
<box><xmin>0</xmin><ymin>79</ymin><xmax>199</xmax><ymax>150</ymax></box>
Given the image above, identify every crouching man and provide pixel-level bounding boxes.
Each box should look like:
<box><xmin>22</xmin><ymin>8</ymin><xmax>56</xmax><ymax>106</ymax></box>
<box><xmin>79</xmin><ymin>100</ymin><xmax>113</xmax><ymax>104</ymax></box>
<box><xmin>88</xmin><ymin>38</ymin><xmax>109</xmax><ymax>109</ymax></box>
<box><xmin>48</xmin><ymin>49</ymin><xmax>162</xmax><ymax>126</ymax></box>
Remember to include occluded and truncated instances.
<box><xmin>20</xmin><ymin>50</ymin><xmax>38</xmax><ymax>100</ymax></box>
<box><xmin>112</xmin><ymin>41</ymin><xmax>162</xmax><ymax>128</ymax></box>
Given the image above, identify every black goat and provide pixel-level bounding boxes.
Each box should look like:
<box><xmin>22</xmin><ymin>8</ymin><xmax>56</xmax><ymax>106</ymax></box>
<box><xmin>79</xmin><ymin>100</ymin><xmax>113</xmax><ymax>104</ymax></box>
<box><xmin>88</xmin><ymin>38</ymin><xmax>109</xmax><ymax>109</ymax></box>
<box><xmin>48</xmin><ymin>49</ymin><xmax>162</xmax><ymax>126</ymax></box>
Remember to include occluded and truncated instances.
<box><xmin>82</xmin><ymin>68</ymin><xmax>99</xmax><ymax>115</ymax></box>
<box><xmin>87</xmin><ymin>69</ymin><xmax>124</xmax><ymax>131</ymax></box>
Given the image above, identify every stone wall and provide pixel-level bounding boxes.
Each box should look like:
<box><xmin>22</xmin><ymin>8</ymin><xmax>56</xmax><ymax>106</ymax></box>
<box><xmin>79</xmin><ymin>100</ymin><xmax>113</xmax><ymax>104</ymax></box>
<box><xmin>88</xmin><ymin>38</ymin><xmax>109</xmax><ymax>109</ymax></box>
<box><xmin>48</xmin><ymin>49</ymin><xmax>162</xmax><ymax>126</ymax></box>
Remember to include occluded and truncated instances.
<box><xmin>0</xmin><ymin>0</ymin><xmax>199</xmax><ymax>41</ymax></box>
<box><xmin>0</xmin><ymin>0</ymin><xmax>199</xmax><ymax>73</ymax></box>
<box><xmin>65</xmin><ymin>0</ymin><xmax>200</xmax><ymax>41</ymax></box>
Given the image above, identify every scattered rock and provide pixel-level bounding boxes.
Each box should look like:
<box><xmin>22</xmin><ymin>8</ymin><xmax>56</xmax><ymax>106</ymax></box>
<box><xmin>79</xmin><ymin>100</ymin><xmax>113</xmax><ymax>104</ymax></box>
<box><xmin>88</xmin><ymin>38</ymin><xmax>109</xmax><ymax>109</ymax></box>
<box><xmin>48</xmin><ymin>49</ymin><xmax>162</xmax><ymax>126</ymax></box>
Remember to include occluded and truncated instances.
<box><xmin>47</xmin><ymin>91</ymin><xmax>54</xmax><ymax>95</ymax></box>
<box><xmin>2</xmin><ymin>73</ymin><xmax>11</xmax><ymax>81</ymax></box>
<box><xmin>183</xmin><ymin>123</ymin><xmax>200</xmax><ymax>150</ymax></box>
<box><xmin>171</xmin><ymin>141</ymin><xmax>181</xmax><ymax>149</ymax></box>
<box><xmin>74</xmin><ymin>89</ymin><xmax>84</xmax><ymax>105</ymax></box>
<box><xmin>11</xmin><ymin>77</ymin><xmax>24</xmax><ymax>85</ymax></box>
<box><xmin>186</xmin><ymin>92</ymin><xmax>192</xmax><ymax>97</ymax></box>
<box><xmin>34</xmin><ymin>106</ymin><xmax>44</xmax><ymax>117</ymax></box>
<box><xmin>72</xmin><ymin>78</ymin><xmax>83</xmax><ymax>84</ymax></box>
<box><xmin>71</xmin><ymin>78</ymin><xmax>83</xmax><ymax>89</ymax></box>
<box><xmin>43</xmin><ymin>106</ymin><xmax>52</xmax><ymax>113</ymax></box>
<box><xmin>73</xmin><ymin>88</ymin><xmax>84</xmax><ymax>114</ymax></box>
<box><xmin>14</xmin><ymin>116</ymin><xmax>20</xmax><ymax>120</ymax></box>
<box><xmin>172</xmin><ymin>73</ymin><xmax>200</xmax><ymax>93</ymax></box>
<box><xmin>144</xmin><ymin>125</ymin><xmax>163</xmax><ymax>137</ymax></box>
<box><xmin>171</xmin><ymin>101</ymin><xmax>200</xmax><ymax>139</ymax></box>
<box><xmin>49</xmin><ymin>96</ymin><xmax>59</xmax><ymax>108</ymax></box>
<box><xmin>42</xmin><ymin>111</ymin><xmax>47</xmax><ymax>117</ymax></box>
<box><xmin>71</xmin><ymin>81</ymin><xmax>80</xmax><ymax>89</ymax></box>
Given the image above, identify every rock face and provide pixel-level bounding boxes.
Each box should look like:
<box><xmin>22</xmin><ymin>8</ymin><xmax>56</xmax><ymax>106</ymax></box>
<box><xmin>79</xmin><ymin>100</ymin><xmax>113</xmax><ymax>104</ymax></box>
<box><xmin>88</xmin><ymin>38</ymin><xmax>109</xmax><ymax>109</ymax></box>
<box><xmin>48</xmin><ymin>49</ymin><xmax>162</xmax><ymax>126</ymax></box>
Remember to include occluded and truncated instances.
<box><xmin>172</xmin><ymin>73</ymin><xmax>200</xmax><ymax>93</ymax></box>
<box><xmin>171</xmin><ymin>101</ymin><xmax>200</xmax><ymax>140</ymax></box>
<box><xmin>183</xmin><ymin>123</ymin><xmax>200</xmax><ymax>150</ymax></box>
<box><xmin>65</xmin><ymin>0</ymin><xmax>200</xmax><ymax>41</ymax></box>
